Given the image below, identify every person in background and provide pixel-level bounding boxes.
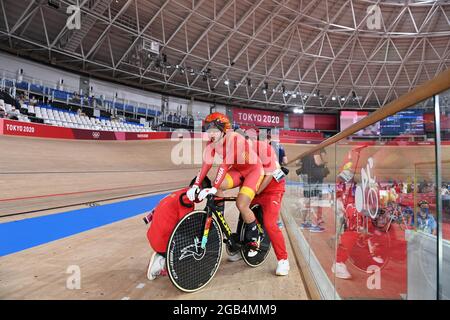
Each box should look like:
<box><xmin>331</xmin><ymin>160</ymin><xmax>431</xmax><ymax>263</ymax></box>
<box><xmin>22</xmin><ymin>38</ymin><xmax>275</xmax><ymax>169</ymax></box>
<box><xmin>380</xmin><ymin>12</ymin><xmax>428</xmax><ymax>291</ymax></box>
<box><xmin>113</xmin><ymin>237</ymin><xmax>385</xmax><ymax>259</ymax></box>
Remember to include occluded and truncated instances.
<box><xmin>0</xmin><ymin>105</ymin><xmax>6</xmax><ymax>118</ymax></box>
<box><xmin>441</xmin><ymin>184</ymin><xmax>449</xmax><ymax>196</ymax></box>
<box><xmin>18</xmin><ymin>94</ymin><xmax>25</xmax><ymax>106</ymax></box>
<box><xmin>297</xmin><ymin>148</ymin><xmax>329</xmax><ymax>233</ymax></box>
<box><xmin>443</xmin><ymin>184</ymin><xmax>450</xmax><ymax>216</ymax></box>
<box><xmin>228</xmin><ymin>129</ymin><xmax>290</xmax><ymax>276</ymax></box>
<box><xmin>418</xmin><ymin>179</ymin><xmax>428</xmax><ymax>193</ymax></box>
<box><xmin>7</xmin><ymin>107</ymin><xmax>20</xmax><ymax>120</ymax></box>
<box><xmin>145</xmin><ymin>176</ymin><xmax>212</xmax><ymax>280</ymax></box>
<box><xmin>267</xmin><ymin>132</ymin><xmax>288</xmax><ymax>165</ymax></box>
<box><xmin>413</xmin><ymin>200</ymin><xmax>437</xmax><ymax>235</ymax></box>
<box><xmin>29</xmin><ymin>96</ymin><xmax>37</xmax><ymax>106</ymax></box>
<box><xmin>267</xmin><ymin>132</ymin><xmax>288</xmax><ymax>229</ymax></box>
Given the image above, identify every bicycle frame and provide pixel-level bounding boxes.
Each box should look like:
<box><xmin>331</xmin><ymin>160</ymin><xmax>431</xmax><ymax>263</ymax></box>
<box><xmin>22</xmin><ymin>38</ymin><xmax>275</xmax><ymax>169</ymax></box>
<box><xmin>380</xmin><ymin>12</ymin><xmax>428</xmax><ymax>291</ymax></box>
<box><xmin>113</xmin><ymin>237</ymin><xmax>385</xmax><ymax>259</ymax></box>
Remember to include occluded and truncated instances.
<box><xmin>200</xmin><ymin>195</ymin><xmax>236</xmax><ymax>249</ymax></box>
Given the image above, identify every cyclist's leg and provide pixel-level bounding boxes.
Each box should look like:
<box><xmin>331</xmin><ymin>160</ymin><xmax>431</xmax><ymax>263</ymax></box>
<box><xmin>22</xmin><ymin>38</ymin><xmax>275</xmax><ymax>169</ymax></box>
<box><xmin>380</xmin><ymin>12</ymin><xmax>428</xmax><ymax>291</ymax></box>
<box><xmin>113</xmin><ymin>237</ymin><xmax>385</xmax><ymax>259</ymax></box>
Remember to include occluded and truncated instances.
<box><xmin>253</xmin><ymin>193</ymin><xmax>288</xmax><ymax>261</ymax></box>
<box><xmin>218</xmin><ymin>169</ymin><xmax>243</xmax><ymax>192</ymax></box>
<box><xmin>236</xmin><ymin>167</ymin><xmax>264</xmax><ymax>224</ymax></box>
<box><xmin>216</xmin><ymin>169</ymin><xmax>243</xmax><ymax>218</ymax></box>
<box><xmin>236</xmin><ymin>168</ymin><xmax>264</xmax><ymax>248</ymax></box>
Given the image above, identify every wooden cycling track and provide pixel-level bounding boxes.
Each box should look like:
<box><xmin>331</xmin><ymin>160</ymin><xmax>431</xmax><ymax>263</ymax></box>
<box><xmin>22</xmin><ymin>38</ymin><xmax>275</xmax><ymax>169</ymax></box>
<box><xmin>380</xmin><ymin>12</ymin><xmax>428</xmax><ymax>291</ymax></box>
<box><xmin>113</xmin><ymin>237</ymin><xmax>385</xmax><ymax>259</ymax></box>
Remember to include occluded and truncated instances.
<box><xmin>0</xmin><ymin>135</ymin><xmax>310</xmax><ymax>300</ymax></box>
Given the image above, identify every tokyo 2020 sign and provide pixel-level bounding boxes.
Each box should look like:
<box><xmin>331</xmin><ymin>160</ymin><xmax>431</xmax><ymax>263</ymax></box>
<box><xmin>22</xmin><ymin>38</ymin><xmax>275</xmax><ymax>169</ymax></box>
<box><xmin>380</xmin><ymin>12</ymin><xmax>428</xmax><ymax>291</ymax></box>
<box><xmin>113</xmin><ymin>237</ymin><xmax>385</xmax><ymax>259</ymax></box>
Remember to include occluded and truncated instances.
<box><xmin>232</xmin><ymin>108</ymin><xmax>284</xmax><ymax>127</ymax></box>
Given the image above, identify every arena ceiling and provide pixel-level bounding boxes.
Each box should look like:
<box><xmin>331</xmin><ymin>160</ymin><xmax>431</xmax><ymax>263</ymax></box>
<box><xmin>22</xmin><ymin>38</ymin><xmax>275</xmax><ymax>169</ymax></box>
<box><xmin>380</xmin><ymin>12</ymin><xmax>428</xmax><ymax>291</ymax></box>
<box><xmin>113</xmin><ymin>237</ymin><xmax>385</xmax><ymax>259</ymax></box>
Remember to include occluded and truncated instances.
<box><xmin>0</xmin><ymin>0</ymin><xmax>449</xmax><ymax>112</ymax></box>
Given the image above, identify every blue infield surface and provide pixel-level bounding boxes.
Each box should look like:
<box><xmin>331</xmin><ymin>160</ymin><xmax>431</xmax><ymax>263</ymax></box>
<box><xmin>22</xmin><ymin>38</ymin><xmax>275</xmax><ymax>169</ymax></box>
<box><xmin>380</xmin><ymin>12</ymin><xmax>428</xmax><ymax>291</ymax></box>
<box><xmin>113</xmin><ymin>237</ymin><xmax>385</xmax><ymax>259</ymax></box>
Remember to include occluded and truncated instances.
<box><xmin>0</xmin><ymin>192</ymin><xmax>169</xmax><ymax>257</ymax></box>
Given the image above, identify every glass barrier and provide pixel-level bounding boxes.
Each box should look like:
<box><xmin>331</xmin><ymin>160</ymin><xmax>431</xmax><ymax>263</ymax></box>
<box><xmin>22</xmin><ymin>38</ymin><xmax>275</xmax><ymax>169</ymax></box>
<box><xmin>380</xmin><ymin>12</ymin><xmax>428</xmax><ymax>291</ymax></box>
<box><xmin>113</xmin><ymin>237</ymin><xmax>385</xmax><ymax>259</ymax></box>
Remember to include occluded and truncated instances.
<box><xmin>439</xmin><ymin>88</ymin><xmax>450</xmax><ymax>299</ymax></box>
<box><xmin>283</xmin><ymin>84</ymin><xmax>450</xmax><ymax>299</ymax></box>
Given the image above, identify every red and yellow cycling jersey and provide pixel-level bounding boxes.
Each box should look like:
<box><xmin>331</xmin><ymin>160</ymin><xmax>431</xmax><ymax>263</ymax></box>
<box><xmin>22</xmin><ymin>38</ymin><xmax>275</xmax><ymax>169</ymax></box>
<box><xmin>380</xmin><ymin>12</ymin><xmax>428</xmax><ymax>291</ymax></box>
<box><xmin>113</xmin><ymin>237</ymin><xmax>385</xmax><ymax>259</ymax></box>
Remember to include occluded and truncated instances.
<box><xmin>195</xmin><ymin>132</ymin><xmax>263</xmax><ymax>199</ymax></box>
<box><xmin>251</xmin><ymin>139</ymin><xmax>280</xmax><ymax>175</ymax></box>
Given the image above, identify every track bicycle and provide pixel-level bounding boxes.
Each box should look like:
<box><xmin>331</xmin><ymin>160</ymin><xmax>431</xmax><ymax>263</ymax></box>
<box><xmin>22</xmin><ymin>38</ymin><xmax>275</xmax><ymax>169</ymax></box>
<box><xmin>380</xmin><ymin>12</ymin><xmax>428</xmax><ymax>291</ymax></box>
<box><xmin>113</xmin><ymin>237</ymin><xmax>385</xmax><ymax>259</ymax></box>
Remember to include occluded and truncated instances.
<box><xmin>166</xmin><ymin>194</ymin><xmax>271</xmax><ymax>292</ymax></box>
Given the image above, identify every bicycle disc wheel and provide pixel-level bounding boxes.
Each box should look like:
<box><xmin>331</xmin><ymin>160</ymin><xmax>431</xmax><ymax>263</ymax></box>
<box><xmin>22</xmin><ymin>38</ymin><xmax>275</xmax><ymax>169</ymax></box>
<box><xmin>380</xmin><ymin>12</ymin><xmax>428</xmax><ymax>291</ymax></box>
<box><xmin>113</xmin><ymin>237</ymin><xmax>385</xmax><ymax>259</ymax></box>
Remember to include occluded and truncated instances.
<box><xmin>167</xmin><ymin>210</ymin><xmax>223</xmax><ymax>292</ymax></box>
<box><xmin>240</xmin><ymin>204</ymin><xmax>272</xmax><ymax>268</ymax></box>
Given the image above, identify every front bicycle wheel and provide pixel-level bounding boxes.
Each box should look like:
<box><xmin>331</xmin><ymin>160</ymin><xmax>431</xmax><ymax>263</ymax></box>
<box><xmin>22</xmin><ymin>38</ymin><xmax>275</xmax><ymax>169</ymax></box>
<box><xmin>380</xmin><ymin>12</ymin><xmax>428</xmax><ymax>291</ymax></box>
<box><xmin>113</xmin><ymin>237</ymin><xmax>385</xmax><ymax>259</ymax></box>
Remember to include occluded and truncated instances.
<box><xmin>166</xmin><ymin>210</ymin><xmax>223</xmax><ymax>292</ymax></box>
<box><xmin>239</xmin><ymin>204</ymin><xmax>272</xmax><ymax>268</ymax></box>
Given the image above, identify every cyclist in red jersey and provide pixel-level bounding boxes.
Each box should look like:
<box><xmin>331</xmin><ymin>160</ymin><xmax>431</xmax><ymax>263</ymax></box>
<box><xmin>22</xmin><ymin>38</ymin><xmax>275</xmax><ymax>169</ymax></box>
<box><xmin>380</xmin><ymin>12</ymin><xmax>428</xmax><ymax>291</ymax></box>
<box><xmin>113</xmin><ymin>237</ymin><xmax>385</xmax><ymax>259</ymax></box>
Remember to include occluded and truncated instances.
<box><xmin>145</xmin><ymin>176</ymin><xmax>212</xmax><ymax>280</ymax></box>
<box><xmin>187</xmin><ymin>113</ymin><xmax>264</xmax><ymax>254</ymax></box>
<box><xmin>227</xmin><ymin>132</ymin><xmax>290</xmax><ymax>275</ymax></box>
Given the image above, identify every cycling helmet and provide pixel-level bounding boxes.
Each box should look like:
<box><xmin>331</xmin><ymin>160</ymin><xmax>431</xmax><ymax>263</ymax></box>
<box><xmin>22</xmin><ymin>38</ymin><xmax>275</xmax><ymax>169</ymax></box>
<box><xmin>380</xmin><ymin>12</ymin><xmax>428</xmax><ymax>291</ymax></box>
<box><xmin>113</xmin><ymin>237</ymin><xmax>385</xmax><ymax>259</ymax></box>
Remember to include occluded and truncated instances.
<box><xmin>204</xmin><ymin>112</ymin><xmax>231</xmax><ymax>132</ymax></box>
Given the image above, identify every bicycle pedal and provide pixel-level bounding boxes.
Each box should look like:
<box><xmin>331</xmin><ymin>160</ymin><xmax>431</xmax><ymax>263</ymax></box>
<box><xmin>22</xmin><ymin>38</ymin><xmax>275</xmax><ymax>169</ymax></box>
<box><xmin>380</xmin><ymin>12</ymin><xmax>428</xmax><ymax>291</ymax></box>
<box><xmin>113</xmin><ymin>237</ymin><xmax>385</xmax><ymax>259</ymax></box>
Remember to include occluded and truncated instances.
<box><xmin>245</xmin><ymin>242</ymin><xmax>260</xmax><ymax>252</ymax></box>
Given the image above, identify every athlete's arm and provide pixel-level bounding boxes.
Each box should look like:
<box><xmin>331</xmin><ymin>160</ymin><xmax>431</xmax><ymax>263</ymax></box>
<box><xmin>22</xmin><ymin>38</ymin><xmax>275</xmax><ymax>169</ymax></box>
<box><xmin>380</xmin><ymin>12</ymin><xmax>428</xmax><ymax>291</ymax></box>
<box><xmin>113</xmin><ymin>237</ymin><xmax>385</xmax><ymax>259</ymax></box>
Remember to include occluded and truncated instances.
<box><xmin>256</xmin><ymin>175</ymin><xmax>273</xmax><ymax>195</ymax></box>
<box><xmin>195</xmin><ymin>162</ymin><xmax>213</xmax><ymax>187</ymax></box>
<box><xmin>194</xmin><ymin>144</ymin><xmax>215</xmax><ymax>186</ymax></box>
<box><xmin>212</xmin><ymin>162</ymin><xmax>231</xmax><ymax>189</ymax></box>
<box><xmin>197</xmin><ymin>162</ymin><xmax>231</xmax><ymax>201</ymax></box>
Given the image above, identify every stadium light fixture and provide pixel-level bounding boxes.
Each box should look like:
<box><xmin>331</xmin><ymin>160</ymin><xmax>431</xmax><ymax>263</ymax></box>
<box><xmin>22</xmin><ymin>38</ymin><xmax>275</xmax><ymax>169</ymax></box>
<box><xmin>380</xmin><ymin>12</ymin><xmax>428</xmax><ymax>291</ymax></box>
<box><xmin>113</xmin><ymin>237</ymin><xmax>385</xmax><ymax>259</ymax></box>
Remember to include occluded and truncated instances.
<box><xmin>262</xmin><ymin>82</ymin><xmax>268</xmax><ymax>95</ymax></box>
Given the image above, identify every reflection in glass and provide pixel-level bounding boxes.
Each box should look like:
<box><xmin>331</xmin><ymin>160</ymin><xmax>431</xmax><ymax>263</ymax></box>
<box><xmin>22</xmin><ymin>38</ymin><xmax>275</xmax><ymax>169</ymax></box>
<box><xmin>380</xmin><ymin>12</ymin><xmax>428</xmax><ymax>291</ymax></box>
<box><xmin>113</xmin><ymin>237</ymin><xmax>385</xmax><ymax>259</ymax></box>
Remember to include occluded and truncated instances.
<box><xmin>439</xmin><ymin>88</ymin><xmax>450</xmax><ymax>299</ymax></box>
<box><xmin>283</xmin><ymin>95</ymin><xmax>450</xmax><ymax>299</ymax></box>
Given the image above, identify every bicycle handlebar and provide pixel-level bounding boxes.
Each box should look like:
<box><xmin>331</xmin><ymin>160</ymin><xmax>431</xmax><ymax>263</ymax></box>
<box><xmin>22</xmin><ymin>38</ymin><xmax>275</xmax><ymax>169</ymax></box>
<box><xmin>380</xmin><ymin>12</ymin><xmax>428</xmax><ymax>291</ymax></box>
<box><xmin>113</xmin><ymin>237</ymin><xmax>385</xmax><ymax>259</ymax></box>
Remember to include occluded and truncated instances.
<box><xmin>204</xmin><ymin>194</ymin><xmax>236</xmax><ymax>214</ymax></box>
<box><xmin>207</xmin><ymin>195</ymin><xmax>237</xmax><ymax>202</ymax></box>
